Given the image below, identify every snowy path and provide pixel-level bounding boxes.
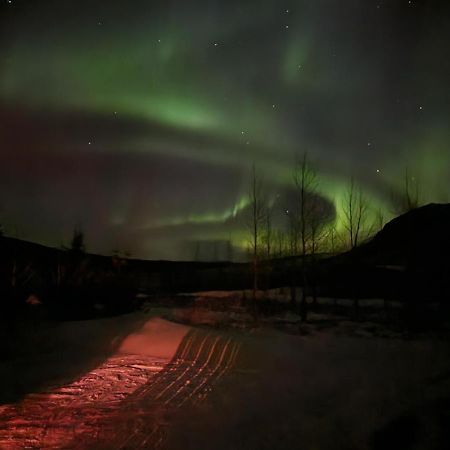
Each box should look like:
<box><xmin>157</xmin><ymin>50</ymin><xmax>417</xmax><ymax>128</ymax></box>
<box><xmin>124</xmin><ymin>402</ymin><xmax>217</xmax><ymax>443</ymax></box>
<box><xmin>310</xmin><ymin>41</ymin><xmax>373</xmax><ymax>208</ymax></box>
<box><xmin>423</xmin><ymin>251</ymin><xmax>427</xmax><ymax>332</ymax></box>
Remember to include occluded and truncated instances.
<box><xmin>2</xmin><ymin>313</ymin><xmax>449</xmax><ymax>450</ymax></box>
<box><xmin>0</xmin><ymin>323</ymin><xmax>240</xmax><ymax>449</ymax></box>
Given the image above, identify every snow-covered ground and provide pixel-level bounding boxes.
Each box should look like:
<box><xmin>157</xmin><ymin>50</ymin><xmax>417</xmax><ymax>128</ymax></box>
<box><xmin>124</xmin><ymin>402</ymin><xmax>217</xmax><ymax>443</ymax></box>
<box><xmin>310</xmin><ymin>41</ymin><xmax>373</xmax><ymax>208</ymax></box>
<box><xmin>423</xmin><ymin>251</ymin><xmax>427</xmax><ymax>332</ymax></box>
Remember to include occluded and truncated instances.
<box><xmin>167</xmin><ymin>329</ymin><xmax>450</xmax><ymax>450</ymax></box>
<box><xmin>0</xmin><ymin>314</ymin><xmax>241</xmax><ymax>449</ymax></box>
<box><xmin>1</xmin><ymin>294</ymin><xmax>449</xmax><ymax>449</ymax></box>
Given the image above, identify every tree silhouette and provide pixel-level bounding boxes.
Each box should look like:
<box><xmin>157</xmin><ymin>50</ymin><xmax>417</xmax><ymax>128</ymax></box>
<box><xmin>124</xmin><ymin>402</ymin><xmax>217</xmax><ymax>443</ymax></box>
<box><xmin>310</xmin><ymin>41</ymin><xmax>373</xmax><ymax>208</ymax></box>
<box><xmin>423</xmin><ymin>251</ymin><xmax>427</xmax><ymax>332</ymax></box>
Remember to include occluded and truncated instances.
<box><xmin>246</xmin><ymin>164</ymin><xmax>266</xmax><ymax>303</ymax></box>
<box><xmin>341</xmin><ymin>177</ymin><xmax>370</xmax><ymax>317</ymax></box>
<box><xmin>342</xmin><ymin>177</ymin><xmax>369</xmax><ymax>249</ymax></box>
<box><xmin>402</xmin><ymin>167</ymin><xmax>420</xmax><ymax>212</ymax></box>
<box><xmin>292</xmin><ymin>153</ymin><xmax>330</xmax><ymax>319</ymax></box>
<box><xmin>391</xmin><ymin>167</ymin><xmax>421</xmax><ymax>215</ymax></box>
<box><xmin>70</xmin><ymin>227</ymin><xmax>85</xmax><ymax>253</ymax></box>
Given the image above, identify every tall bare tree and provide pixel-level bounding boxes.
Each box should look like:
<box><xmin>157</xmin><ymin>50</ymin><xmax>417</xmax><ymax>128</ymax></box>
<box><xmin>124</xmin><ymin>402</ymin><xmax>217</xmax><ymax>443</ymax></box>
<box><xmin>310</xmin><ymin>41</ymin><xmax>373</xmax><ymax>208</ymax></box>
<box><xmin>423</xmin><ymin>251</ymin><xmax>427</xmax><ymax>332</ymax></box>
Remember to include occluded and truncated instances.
<box><xmin>247</xmin><ymin>164</ymin><xmax>266</xmax><ymax>302</ymax></box>
<box><xmin>292</xmin><ymin>153</ymin><xmax>329</xmax><ymax>319</ymax></box>
<box><xmin>342</xmin><ymin>177</ymin><xmax>369</xmax><ymax>249</ymax></box>
<box><xmin>293</xmin><ymin>153</ymin><xmax>318</xmax><ymax>256</ymax></box>
<box><xmin>324</xmin><ymin>223</ymin><xmax>339</xmax><ymax>254</ymax></box>
<box><xmin>285</xmin><ymin>209</ymin><xmax>299</xmax><ymax>308</ymax></box>
<box><xmin>391</xmin><ymin>167</ymin><xmax>421</xmax><ymax>215</ymax></box>
<box><xmin>402</xmin><ymin>167</ymin><xmax>420</xmax><ymax>212</ymax></box>
<box><xmin>262</xmin><ymin>205</ymin><xmax>273</xmax><ymax>259</ymax></box>
<box><xmin>341</xmin><ymin>177</ymin><xmax>370</xmax><ymax>316</ymax></box>
<box><xmin>287</xmin><ymin>211</ymin><xmax>298</xmax><ymax>257</ymax></box>
<box><xmin>274</xmin><ymin>229</ymin><xmax>287</xmax><ymax>258</ymax></box>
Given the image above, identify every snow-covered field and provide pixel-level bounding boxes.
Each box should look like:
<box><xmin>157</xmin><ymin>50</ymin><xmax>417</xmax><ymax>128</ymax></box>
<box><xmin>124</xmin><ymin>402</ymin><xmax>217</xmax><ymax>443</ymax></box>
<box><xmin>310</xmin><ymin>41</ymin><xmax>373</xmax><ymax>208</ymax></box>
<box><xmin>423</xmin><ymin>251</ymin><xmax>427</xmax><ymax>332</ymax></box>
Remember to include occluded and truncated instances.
<box><xmin>167</xmin><ymin>329</ymin><xmax>450</xmax><ymax>450</ymax></box>
<box><xmin>1</xmin><ymin>293</ymin><xmax>449</xmax><ymax>449</ymax></box>
<box><xmin>0</xmin><ymin>314</ymin><xmax>241</xmax><ymax>449</ymax></box>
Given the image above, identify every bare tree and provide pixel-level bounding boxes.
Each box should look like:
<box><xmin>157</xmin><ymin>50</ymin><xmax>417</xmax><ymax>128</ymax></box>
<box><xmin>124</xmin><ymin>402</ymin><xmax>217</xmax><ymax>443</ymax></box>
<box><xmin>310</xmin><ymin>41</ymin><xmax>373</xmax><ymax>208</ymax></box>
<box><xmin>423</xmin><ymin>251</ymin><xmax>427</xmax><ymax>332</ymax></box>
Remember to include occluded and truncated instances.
<box><xmin>391</xmin><ymin>167</ymin><xmax>421</xmax><ymax>215</ymax></box>
<box><xmin>374</xmin><ymin>207</ymin><xmax>386</xmax><ymax>233</ymax></box>
<box><xmin>292</xmin><ymin>153</ymin><xmax>329</xmax><ymax>319</ymax></box>
<box><xmin>285</xmin><ymin>209</ymin><xmax>299</xmax><ymax>308</ymax></box>
<box><xmin>262</xmin><ymin>205</ymin><xmax>273</xmax><ymax>260</ymax></box>
<box><xmin>293</xmin><ymin>153</ymin><xmax>318</xmax><ymax>257</ymax></box>
<box><xmin>274</xmin><ymin>229</ymin><xmax>288</xmax><ymax>258</ymax></box>
<box><xmin>342</xmin><ymin>177</ymin><xmax>369</xmax><ymax>249</ymax></box>
<box><xmin>402</xmin><ymin>167</ymin><xmax>420</xmax><ymax>212</ymax></box>
<box><xmin>247</xmin><ymin>164</ymin><xmax>266</xmax><ymax>302</ymax></box>
<box><xmin>324</xmin><ymin>223</ymin><xmax>339</xmax><ymax>254</ymax></box>
<box><xmin>70</xmin><ymin>226</ymin><xmax>85</xmax><ymax>253</ymax></box>
<box><xmin>341</xmin><ymin>177</ymin><xmax>371</xmax><ymax>316</ymax></box>
<box><xmin>287</xmin><ymin>210</ymin><xmax>298</xmax><ymax>257</ymax></box>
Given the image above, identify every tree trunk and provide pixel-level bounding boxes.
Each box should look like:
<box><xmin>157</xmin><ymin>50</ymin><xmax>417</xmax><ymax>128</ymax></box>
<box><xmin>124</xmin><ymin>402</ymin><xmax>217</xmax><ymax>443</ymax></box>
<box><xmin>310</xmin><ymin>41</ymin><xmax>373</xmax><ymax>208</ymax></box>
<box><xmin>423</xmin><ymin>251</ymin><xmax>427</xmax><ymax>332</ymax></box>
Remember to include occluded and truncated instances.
<box><xmin>300</xmin><ymin>268</ymin><xmax>308</xmax><ymax>321</ymax></box>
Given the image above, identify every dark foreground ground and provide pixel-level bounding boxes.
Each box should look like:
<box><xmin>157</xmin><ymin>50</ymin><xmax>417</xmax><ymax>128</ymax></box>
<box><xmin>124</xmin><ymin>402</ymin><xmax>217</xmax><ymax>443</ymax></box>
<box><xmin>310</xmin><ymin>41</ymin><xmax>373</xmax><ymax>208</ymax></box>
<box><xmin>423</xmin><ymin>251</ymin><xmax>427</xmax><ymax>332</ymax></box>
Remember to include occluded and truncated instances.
<box><xmin>1</xmin><ymin>294</ymin><xmax>450</xmax><ymax>450</ymax></box>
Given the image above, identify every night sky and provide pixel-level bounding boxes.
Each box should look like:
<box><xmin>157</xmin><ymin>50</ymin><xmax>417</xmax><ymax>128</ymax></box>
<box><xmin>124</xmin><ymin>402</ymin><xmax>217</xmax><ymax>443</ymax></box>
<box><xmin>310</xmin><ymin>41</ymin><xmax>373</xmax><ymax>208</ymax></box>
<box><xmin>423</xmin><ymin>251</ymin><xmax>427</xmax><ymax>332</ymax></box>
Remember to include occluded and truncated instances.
<box><xmin>1</xmin><ymin>0</ymin><xmax>449</xmax><ymax>260</ymax></box>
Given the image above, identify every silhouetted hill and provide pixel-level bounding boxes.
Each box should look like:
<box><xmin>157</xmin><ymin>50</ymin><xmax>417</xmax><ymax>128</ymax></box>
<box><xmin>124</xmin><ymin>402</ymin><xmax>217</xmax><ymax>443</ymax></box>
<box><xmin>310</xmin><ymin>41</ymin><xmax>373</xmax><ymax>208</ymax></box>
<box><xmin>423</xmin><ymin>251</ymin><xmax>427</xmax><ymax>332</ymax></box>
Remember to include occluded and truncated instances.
<box><xmin>313</xmin><ymin>204</ymin><xmax>450</xmax><ymax>303</ymax></box>
<box><xmin>357</xmin><ymin>203</ymin><xmax>450</xmax><ymax>267</ymax></box>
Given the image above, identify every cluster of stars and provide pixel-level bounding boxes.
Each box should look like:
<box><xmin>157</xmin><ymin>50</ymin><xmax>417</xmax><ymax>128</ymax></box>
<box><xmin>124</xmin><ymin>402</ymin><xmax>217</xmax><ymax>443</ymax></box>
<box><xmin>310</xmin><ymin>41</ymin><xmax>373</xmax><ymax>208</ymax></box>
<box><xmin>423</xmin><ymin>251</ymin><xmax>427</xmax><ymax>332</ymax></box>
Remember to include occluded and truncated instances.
<box><xmin>366</xmin><ymin>141</ymin><xmax>381</xmax><ymax>174</ymax></box>
<box><xmin>284</xmin><ymin>8</ymin><xmax>290</xmax><ymax>29</ymax></box>
<box><xmin>240</xmin><ymin>130</ymin><xmax>251</xmax><ymax>145</ymax></box>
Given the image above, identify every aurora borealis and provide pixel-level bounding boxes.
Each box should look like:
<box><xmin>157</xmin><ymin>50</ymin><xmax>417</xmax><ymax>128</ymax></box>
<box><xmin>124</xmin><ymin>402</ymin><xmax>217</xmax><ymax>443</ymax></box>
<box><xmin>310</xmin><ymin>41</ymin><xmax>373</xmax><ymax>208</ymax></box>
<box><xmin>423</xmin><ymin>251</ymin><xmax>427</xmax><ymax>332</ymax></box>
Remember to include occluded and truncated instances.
<box><xmin>0</xmin><ymin>0</ymin><xmax>449</xmax><ymax>260</ymax></box>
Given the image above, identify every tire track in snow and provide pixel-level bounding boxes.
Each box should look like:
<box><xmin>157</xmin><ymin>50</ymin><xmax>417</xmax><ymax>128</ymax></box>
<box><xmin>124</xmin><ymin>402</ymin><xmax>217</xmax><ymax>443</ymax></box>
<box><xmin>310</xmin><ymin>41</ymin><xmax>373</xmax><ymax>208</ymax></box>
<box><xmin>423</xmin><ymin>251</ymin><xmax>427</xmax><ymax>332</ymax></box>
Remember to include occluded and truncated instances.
<box><xmin>109</xmin><ymin>329</ymin><xmax>240</xmax><ymax>450</ymax></box>
<box><xmin>0</xmin><ymin>328</ymin><xmax>240</xmax><ymax>450</ymax></box>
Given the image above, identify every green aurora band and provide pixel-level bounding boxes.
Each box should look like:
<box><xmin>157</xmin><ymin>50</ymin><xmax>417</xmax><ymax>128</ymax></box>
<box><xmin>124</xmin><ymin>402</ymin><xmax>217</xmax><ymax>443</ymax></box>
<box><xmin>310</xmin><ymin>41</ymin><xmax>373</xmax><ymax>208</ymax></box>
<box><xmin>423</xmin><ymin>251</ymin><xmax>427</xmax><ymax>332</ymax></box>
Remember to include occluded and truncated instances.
<box><xmin>1</xmin><ymin>0</ymin><xmax>448</xmax><ymax>258</ymax></box>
